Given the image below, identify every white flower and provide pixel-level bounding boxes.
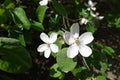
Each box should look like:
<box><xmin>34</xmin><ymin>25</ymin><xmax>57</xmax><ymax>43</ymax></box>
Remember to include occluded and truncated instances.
<box><xmin>37</xmin><ymin>32</ymin><xmax>59</xmax><ymax>58</ymax></box>
<box><xmin>85</xmin><ymin>0</ymin><xmax>97</xmax><ymax>11</ymax></box>
<box><xmin>80</xmin><ymin>18</ymin><xmax>88</xmax><ymax>25</ymax></box>
<box><xmin>39</xmin><ymin>0</ymin><xmax>48</xmax><ymax>6</ymax></box>
<box><xmin>90</xmin><ymin>11</ymin><xmax>104</xmax><ymax>20</ymax></box>
<box><xmin>64</xmin><ymin>23</ymin><xmax>94</xmax><ymax>58</ymax></box>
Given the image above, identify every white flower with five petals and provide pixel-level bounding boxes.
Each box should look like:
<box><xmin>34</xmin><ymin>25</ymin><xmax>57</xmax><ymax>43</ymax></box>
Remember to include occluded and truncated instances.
<box><xmin>85</xmin><ymin>0</ymin><xmax>97</xmax><ymax>11</ymax></box>
<box><xmin>37</xmin><ymin>32</ymin><xmax>59</xmax><ymax>58</ymax></box>
<box><xmin>64</xmin><ymin>23</ymin><xmax>94</xmax><ymax>58</ymax></box>
<box><xmin>39</xmin><ymin>0</ymin><xmax>48</xmax><ymax>6</ymax></box>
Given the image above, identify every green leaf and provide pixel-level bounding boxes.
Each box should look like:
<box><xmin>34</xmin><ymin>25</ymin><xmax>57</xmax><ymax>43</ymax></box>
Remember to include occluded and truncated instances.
<box><xmin>50</xmin><ymin>64</ymin><xmax>62</xmax><ymax>78</ymax></box>
<box><xmin>72</xmin><ymin>66</ymin><xmax>86</xmax><ymax>78</ymax></box>
<box><xmin>80</xmin><ymin>9</ymin><xmax>89</xmax><ymax>18</ymax></box>
<box><xmin>100</xmin><ymin>62</ymin><xmax>107</xmax><ymax>74</ymax></box>
<box><xmin>52</xmin><ymin>0</ymin><xmax>67</xmax><ymax>16</ymax></box>
<box><xmin>18</xmin><ymin>34</ymin><xmax>26</xmax><ymax>46</ymax></box>
<box><xmin>0</xmin><ymin>9</ymin><xmax>5</xmax><ymax>16</ymax></box>
<box><xmin>95</xmin><ymin>43</ymin><xmax>104</xmax><ymax>48</ymax></box>
<box><xmin>0</xmin><ymin>37</ymin><xmax>20</xmax><ymax>45</ymax></box>
<box><xmin>14</xmin><ymin>7</ymin><xmax>31</xmax><ymax>30</ymax></box>
<box><xmin>115</xmin><ymin>17</ymin><xmax>120</xmax><ymax>28</ymax></box>
<box><xmin>86</xmin><ymin>22</ymin><xmax>96</xmax><ymax>33</ymax></box>
<box><xmin>103</xmin><ymin>46</ymin><xmax>115</xmax><ymax>56</ymax></box>
<box><xmin>86</xmin><ymin>25</ymin><xmax>95</xmax><ymax>33</ymax></box>
<box><xmin>3</xmin><ymin>0</ymin><xmax>15</xmax><ymax>9</ymax></box>
<box><xmin>74</xmin><ymin>0</ymin><xmax>80</xmax><ymax>5</ymax></box>
<box><xmin>0</xmin><ymin>37</ymin><xmax>32</xmax><ymax>73</ymax></box>
<box><xmin>56</xmin><ymin>48</ymin><xmax>77</xmax><ymax>71</ymax></box>
<box><xmin>96</xmin><ymin>75</ymin><xmax>106</xmax><ymax>80</ymax></box>
<box><xmin>31</xmin><ymin>20</ymin><xmax>44</xmax><ymax>31</ymax></box>
<box><xmin>0</xmin><ymin>9</ymin><xmax>7</xmax><ymax>24</ymax></box>
<box><xmin>36</xmin><ymin>6</ymin><xmax>48</xmax><ymax>23</ymax></box>
<box><xmin>11</xmin><ymin>11</ymin><xmax>23</xmax><ymax>29</ymax></box>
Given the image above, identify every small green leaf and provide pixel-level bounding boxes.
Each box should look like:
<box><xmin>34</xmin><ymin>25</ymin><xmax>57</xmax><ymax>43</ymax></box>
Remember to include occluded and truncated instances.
<box><xmin>74</xmin><ymin>0</ymin><xmax>80</xmax><ymax>5</ymax></box>
<box><xmin>19</xmin><ymin>34</ymin><xmax>26</xmax><ymax>46</ymax></box>
<box><xmin>80</xmin><ymin>9</ymin><xmax>89</xmax><ymax>18</ymax></box>
<box><xmin>0</xmin><ymin>9</ymin><xmax>5</xmax><ymax>16</ymax></box>
<box><xmin>115</xmin><ymin>17</ymin><xmax>120</xmax><ymax>28</ymax></box>
<box><xmin>86</xmin><ymin>25</ymin><xmax>95</xmax><ymax>33</ymax></box>
<box><xmin>103</xmin><ymin>46</ymin><xmax>115</xmax><ymax>56</ymax></box>
<box><xmin>3</xmin><ymin>0</ymin><xmax>15</xmax><ymax>9</ymax></box>
<box><xmin>31</xmin><ymin>20</ymin><xmax>44</xmax><ymax>31</ymax></box>
<box><xmin>50</xmin><ymin>64</ymin><xmax>62</xmax><ymax>78</ymax></box>
<box><xmin>72</xmin><ymin>66</ymin><xmax>86</xmax><ymax>78</ymax></box>
<box><xmin>36</xmin><ymin>6</ymin><xmax>48</xmax><ymax>23</ymax></box>
<box><xmin>52</xmin><ymin>0</ymin><xmax>67</xmax><ymax>16</ymax></box>
<box><xmin>56</xmin><ymin>48</ymin><xmax>77</xmax><ymax>71</ymax></box>
<box><xmin>14</xmin><ymin>7</ymin><xmax>31</xmax><ymax>30</ymax></box>
<box><xmin>0</xmin><ymin>9</ymin><xmax>7</xmax><ymax>24</ymax></box>
<box><xmin>86</xmin><ymin>22</ymin><xmax>96</xmax><ymax>33</ymax></box>
<box><xmin>100</xmin><ymin>62</ymin><xmax>107</xmax><ymax>74</ymax></box>
<box><xmin>95</xmin><ymin>43</ymin><xmax>104</xmax><ymax>48</ymax></box>
<box><xmin>96</xmin><ymin>75</ymin><xmax>106</xmax><ymax>80</ymax></box>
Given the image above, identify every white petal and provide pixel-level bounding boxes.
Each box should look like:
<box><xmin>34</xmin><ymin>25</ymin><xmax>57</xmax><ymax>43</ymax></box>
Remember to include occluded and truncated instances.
<box><xmin>39</xmin><ymin>0</ymin><xmax>48</xmax><ymax>6</ymax></box>
<box><xmin>90</xmin><ymin>11</ymin><xmax>97</xmax><ymax>17</ymax></box>
<box><xmin>40</xmin><ymin>32</ymin><xmax>49</xmax><ymax>43</ymax></box>
<box><xmin>88</xmin><ymin>0</ymin><xmax>97</xmax><ymax>7</ymax></box>
<box><xmin>79</xmin><ymin>32</ymin><xmax>94</xmax><ymax>44</ymax></box>
<box><xmin>79</xmin><ymin>45</ymin><xmax>92</xmax><ymax>57</ymax></box>
<box><xmin>81</xmin><ymin>18</ymin><xmax>88</xmax><ymax>25</ymax></box>
<box><xmin>91</xmin><ymin>7</ymin><xmax>96</xmax><ymax>11</ymax></box>
<box><xmin>67</xmin><ymin>44</ymin><xmax>79</xmax><ymax>58</ymax></box>
<box><xmin>97</xmin><ymin>16</ymin><xmax>104</xmax><ymax>20</ymax></box>
<box><xmin>88</xmin><ymin>0</ymin><xmax>94</xmax><ymax>6</ymax></box>
<box><xmin>44</xmin><ymin>48</ymin><xmax>51</xmax><ymax>58</ymax></box>
<box><xmin>50</xmin><ymin>44</ymin><xmax>59</xmax><ymax>53</ymax></box>
<box><xmin>49</xmin><ymin>33</ymin><xmax>57</xmax><ymax>43</ymax></box>
<box><xmin>37</xmin><ymin>44</ymin><xmax>49</xmax><ymax>52</ymax></box>
<box><xmin>70</xmin><ymin>23</ymin><xmax>79</xmax><ymax>38</ymax></box>
<box><xmin>64</xmin><ymin>31</ymin><xmax>75</xmax><ymax>45</ymax></box>
<box><xmin>87</xmin><ymin>8</ymin><xmax>91</xmax><ymax>11</ymax></box>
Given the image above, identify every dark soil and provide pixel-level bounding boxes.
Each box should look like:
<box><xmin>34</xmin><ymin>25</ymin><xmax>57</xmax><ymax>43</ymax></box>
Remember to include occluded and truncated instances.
<box><xmin>94</xmin><ymin>27</ymin><xmax>120</xmax><ymax>80</ymax></box>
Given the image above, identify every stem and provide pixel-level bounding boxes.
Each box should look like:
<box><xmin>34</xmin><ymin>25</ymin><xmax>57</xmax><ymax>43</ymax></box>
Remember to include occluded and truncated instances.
<box><xmin>82</xmin><ymin>57</ymin><xmax>90</xmax><ymax>71</ymax></box>
<box><xmin>62</xmin><ymin>17</ymin><xmax>67</xmax><ymax>29</ymax></box>
<box><xmin>63</xmin><ymin>16</ymin><xmax>81</xmax><ymax>22</ymax></box>
<box><xmin>66</xmin><ymin>17</ymin><xmax>70</xmax><ymax>27</ymax></box>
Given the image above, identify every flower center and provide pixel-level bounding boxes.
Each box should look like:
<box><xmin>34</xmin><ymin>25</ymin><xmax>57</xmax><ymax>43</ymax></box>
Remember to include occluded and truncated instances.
<box><xmin>96</xmin><ymin>12</ymin><xmax>99</xmax><ymax>16</ymax></box>
<box><xmin>75</xmin><ymin>39</ymin><xmax>80</xmax><ymax>45</ymax></box>
<box><xmin>47</xmin><ymin>43</ymin><xmax>50</xmax><ymax>47</ymax></box>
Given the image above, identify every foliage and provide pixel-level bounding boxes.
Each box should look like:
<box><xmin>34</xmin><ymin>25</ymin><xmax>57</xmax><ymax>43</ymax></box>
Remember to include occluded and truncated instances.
<box><xmin>0</xmin><ymin>0</ymin><xmax>118</xmax><ymax>80</ymax></box>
